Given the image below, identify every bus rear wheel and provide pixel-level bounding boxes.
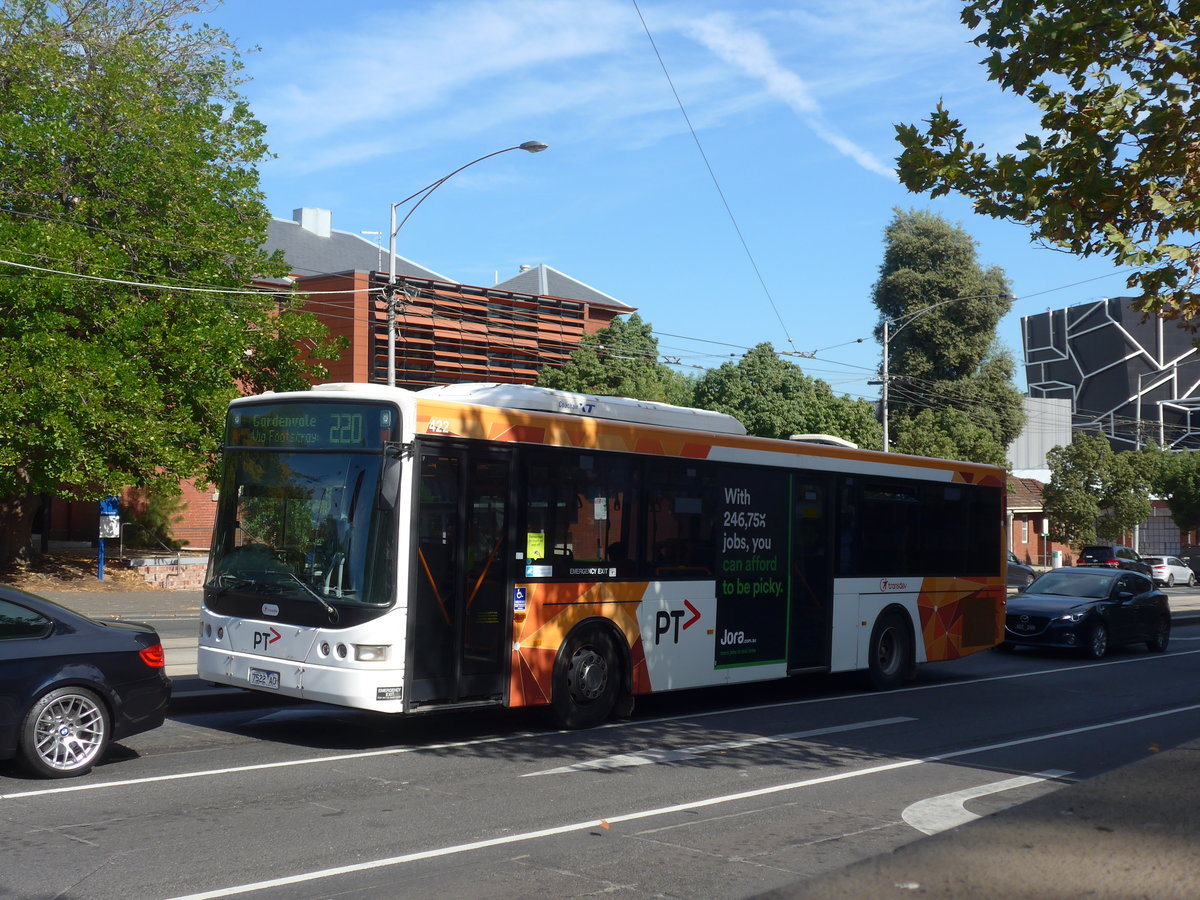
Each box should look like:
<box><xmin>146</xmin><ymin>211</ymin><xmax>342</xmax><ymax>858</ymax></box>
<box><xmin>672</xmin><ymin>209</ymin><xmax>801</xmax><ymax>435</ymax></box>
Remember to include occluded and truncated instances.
<box><xmin>866</xmin><ymin>611</ymin><xmax>913</xmax><ymax>691</ymax></box>
<box><xmin>552</xmin><ymin>627</ymin><xmax>621</xmax><ymax>729</ymax></box>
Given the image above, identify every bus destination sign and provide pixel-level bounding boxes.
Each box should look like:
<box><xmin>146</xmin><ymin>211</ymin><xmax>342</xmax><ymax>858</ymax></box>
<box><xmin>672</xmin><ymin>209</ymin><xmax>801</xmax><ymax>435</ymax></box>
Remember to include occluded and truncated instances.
<box><xmin>228</xmin><ymin>402</ymin><xmax>393</xmax><ymax>449</ymax></box>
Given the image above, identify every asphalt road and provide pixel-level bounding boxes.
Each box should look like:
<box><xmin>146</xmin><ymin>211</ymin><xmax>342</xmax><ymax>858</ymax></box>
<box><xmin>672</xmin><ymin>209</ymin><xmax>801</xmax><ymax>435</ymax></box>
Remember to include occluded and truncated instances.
<box><xmin>3</xmin><ymin>615</ymin><xmax>1199</xmax><ymax>900</ymax></box>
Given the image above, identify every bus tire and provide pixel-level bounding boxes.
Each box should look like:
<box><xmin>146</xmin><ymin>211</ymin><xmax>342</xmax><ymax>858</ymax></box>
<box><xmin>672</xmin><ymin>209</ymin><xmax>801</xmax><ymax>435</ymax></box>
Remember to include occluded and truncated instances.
<box><xmin>866</xmin><ymin>610</ymin><xmax>912</xmax><ymax>691</ymax></box>
<box><xmin>551</xmin><ymin>626</ymin><xmax>621</xmax><ymax>729</ymax></box>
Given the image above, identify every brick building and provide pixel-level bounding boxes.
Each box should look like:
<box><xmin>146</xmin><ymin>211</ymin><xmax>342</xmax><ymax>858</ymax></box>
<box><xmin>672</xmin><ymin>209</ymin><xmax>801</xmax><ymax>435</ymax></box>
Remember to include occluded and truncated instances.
<box><xmin>1007</xmin><ymin>476</ymin><xmax>1075</xmax><ymax>568</ymax></box>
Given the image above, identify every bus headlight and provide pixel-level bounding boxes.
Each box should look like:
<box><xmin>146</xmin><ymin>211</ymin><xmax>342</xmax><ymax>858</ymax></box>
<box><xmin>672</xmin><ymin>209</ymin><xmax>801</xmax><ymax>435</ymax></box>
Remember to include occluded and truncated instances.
<box><xmin>354</xmin><ymin>644</ymin><xmax>391</xmax><ymax>662</ymax></box>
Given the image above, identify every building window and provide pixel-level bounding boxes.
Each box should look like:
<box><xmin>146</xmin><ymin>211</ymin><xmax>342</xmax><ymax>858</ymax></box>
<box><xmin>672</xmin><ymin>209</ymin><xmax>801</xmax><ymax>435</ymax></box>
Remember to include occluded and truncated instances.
<box><xmin>1021</xmin><ymin>519</ymin><xmax>1029</xmax><ymax>544</ymax></box>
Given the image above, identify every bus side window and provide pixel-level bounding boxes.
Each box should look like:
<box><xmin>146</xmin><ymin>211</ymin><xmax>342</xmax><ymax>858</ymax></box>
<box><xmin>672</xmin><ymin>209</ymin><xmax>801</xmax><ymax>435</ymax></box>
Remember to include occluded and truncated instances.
<box><xmin>521</xmin><ymin>450</ymin><xmax>639</xmax><ymax>577</ymax></box>
<box><xmin>645</xmin><ymin>460</ymin><xmax>716</xmax><ymax>580</ymax></box>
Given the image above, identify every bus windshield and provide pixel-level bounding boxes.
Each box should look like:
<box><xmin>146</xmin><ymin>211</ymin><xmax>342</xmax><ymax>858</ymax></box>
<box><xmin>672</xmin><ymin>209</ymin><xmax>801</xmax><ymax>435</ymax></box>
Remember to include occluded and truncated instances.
<box><xmin>207</xmin><ymin>449</ymin><xmax>393</xmax><ymax>607</ymax></box>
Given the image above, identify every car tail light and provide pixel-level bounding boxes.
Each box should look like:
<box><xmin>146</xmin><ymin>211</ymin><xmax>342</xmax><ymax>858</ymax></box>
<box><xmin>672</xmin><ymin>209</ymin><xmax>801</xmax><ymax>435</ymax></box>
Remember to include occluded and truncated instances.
<box><xmin>139</xmin><ymin>642</ymin><xmax>166</xmax><ymax>668</ymax></box>
<box><xmin>1105</xmin><ymin>558</ymin><xmax>1120</xmax><ymax>567</ymax></box>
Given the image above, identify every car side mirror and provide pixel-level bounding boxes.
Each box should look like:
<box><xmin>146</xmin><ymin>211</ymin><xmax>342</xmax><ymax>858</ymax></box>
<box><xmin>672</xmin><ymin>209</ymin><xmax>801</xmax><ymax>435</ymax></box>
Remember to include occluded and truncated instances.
<box><xmin>1116</xmin><ymin>591</ymin><xmax>1134</xmax><ymax>602</ymax></box>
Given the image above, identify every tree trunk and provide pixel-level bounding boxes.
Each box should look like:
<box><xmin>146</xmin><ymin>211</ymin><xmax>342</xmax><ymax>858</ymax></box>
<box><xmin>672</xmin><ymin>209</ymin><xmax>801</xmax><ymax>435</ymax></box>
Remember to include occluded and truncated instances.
<box><xmin>0</xmin><ymin>493</ymin><xmax>41</xmax><ymax>568</ymax></box>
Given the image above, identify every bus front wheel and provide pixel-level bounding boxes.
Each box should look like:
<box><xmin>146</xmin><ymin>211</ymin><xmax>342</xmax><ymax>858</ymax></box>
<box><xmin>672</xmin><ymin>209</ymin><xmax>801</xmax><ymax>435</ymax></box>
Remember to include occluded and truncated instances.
<box><xmin>552</xmin><ymin>627</ymin><xmax>621</xmax><ymax>729</ymax></box>
<box><xmin>866</xmin><ymin>610</ymin><xmax>913</xmax><ymax>691</ymax></box>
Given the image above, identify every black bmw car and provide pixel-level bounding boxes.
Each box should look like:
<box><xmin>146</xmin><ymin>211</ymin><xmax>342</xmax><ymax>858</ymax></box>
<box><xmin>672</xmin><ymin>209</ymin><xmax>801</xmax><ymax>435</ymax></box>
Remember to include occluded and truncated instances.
<box><xmin>1003</xmin><ymin>567</ymin><xmax>1171</xmax><ymax>659</ymax></box>
<box><xmin>0</xmin><ymin>585</ymin><xmax>171</xmax><ymax>778</ymax></box>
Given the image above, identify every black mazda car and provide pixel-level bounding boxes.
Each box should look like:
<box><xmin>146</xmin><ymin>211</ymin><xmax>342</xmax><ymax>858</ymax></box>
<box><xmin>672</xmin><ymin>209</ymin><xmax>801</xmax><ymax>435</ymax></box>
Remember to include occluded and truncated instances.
<box><xmin>1003</xmin><ymin>567</ymin><xmax>1170</xmax><ymax>659</ymax></box>
<box><xmin>0</xmin><ymin>585</ymin><xmax>171</xmax><ymax>778</ymax></box>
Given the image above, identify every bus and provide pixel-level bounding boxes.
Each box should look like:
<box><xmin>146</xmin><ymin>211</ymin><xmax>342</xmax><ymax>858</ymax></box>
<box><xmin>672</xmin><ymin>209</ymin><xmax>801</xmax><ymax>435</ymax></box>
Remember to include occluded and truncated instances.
<box><xmin>198</xmin><ymin>381</ymin><xmax>1006</xmax><ymax>728</ymax></box>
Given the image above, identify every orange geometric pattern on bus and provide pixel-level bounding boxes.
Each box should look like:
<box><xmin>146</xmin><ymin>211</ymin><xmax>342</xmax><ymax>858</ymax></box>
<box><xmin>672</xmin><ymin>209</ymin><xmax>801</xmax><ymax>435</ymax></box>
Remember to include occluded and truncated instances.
<box><xmin>916</xmin><ymin>578</ymin><xmax>1005</xmax><ymax>660</ymax></box>
<box><xmin>419</xmin><ymin>402</ymin><xmax>719</xmax><ymax>461</ymax></box>
<box><xmin>509</xmin><ymin>581</ymin><xmax>650</xmax><ymax>709</ymax></box>
<box><xmin>951</xmin><ymin>469</ymin><xmax>1005</xmax><ymax>488</ymax></box>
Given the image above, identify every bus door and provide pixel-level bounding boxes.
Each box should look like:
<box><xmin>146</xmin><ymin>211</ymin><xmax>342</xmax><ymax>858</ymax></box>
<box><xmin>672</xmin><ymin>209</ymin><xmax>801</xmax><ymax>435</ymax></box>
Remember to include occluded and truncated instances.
<box><xmin>410</xmin><ymin>445</ymin><xmax>513</xmax><ymax>705</ymax></box>
<box><xmin>789</xmin><ymin>475</ymin><xmax>832</xmax><ymax>671</ymax></box>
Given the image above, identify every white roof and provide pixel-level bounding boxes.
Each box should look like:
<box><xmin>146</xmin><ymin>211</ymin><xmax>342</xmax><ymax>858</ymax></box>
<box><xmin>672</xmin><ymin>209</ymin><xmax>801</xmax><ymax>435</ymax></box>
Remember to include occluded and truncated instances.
<box><xmin>416</xmin><ymin>383</ymin><xmax>747</xmax><ymax>435</ymax></box>
<box><xmin>789</xmin><ymin>433</ymin><xmax>858</xmax><ymax>449</ymax></box>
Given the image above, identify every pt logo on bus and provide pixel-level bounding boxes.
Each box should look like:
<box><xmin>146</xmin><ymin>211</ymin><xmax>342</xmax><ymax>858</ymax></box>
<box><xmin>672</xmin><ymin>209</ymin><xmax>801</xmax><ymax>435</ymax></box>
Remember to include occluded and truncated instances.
<box><xmin>654</xmin><ymin>600</ymin><xmax>701</xmax><ymax>644</ymax></box>
<box><xmin>253</xmin><ymin>627</ymin><xmax>282</xmax><ymax>650</ymax></box>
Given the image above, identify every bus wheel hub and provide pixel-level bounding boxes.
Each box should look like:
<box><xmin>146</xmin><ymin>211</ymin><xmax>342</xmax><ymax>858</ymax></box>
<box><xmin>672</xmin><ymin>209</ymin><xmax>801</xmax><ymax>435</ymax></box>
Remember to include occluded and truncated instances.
<box><xmin>569</xmin><ymin>649</ymin><xmax>606</xmax><ymax>701</ymax></box>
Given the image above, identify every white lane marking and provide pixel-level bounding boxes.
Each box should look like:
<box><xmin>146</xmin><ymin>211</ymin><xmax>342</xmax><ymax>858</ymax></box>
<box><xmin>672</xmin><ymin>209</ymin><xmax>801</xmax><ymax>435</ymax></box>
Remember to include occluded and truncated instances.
<box><xmin>524</xmin><ymin>717</ymin><xmax>915</xmax><ymax>776</ymax></box>
<box><xmin>4</xmin><ymin>647</ymin><xmax>1197</xmax><ymax>801</ymax></box>
<box><xmin>0</xmin><ymin>731</ymin><xmax>545</xmax><ymax>801</ymax></box>
<box><xmin>901</xmin><ymin>769</ymin><xmax>1072</xmax><ymax>835</ymax></box>
<box><xmin>161</xmin><ymin>703</ymin><xmax>1200</xmax><ymax>900</ymax></box>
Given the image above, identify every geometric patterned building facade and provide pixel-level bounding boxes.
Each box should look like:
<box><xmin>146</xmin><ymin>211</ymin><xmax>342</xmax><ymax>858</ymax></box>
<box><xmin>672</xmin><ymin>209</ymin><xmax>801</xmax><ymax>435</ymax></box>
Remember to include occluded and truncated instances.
<box><xmin>1022</xmin><ymin>298</ymin><xmax>1200</xmax><ymax>449</ymax></box>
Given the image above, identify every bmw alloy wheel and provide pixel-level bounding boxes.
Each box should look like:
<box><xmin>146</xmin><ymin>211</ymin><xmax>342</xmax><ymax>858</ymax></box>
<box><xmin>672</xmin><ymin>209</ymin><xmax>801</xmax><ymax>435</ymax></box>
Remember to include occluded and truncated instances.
<box><xmin>21</xmin><ymin>687</ymin><xmax>110</xmax><ymax>778</ymax></box>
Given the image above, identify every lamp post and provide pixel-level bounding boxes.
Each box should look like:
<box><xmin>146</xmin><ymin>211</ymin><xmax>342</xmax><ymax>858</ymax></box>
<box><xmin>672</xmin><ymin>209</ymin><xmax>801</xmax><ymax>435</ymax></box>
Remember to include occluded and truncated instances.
<box><xmin>384</xmin><ymin>141</ymin><xmax>549</xmax><ymax>386</ymax></box>
<box><xmin>877</xmin><ymin>293</ymin><xmax>1011</xmax><ymax>452</ymax></box>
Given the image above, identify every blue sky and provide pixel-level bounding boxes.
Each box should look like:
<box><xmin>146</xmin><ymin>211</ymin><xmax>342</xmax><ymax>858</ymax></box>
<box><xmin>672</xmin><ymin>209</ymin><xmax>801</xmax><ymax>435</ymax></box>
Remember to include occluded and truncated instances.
<box><xmin>202</xmin><ymin>0</ymin><xmax>1135</xmax><ymax>399</ymax></box>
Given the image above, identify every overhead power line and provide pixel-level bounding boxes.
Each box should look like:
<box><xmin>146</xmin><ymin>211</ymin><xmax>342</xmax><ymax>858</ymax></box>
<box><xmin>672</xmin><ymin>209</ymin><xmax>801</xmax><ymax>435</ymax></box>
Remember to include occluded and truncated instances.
<box><xmin>0</xmin><ymin>258</ymin><xmax>378</xmax><ymax>297</ymax></box>
<box><xmin>630</xmin><ymin>0</ymin><xmax>797</xmax><ymax>355</ymax></box>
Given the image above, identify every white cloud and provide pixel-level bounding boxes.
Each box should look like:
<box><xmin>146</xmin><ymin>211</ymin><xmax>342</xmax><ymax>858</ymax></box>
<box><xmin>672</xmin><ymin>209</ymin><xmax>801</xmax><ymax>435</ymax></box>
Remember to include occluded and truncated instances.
<box><xmin>253</xmin><ymin>0</ymin><xmax>639</xmax><ymax>144</ymax></box>
<box><xmin>684</xmin><ymin>11</ymin><xmax>895</xmax><ymax>178</ymax></box>
<box><xmin>241</xmin><ymin>0</ymin><xmax>1001</xmax><ymax>181</ymax></box>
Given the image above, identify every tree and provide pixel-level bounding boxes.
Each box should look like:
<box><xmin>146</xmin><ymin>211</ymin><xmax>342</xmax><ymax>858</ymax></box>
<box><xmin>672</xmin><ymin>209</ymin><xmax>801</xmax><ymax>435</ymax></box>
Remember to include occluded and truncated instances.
<box><xmin>0</xmin><ymin>1</ymin><xmax>335</xmax><ymax>565</ymax></box>
<box><xmin>871</xmin><ymin>209</ymin><xmax>1025</xmax><ymax>456</ymax></box>
<box><xmin>1152</xmin><ymin>448</ymin><xmax>1200</xmax><ymax>533</ymax></box>
<box><xmin>890</xmin><ymin>408</ymin><xmax>1008</xmax><ymax>467</ymax></box>
<box><xmin>692</xmin><ymin>343</ymin><xmax>882</xmax><ymax>447</ymax></box>
<box><xmin>536</xmin><ymin>313</ymin><xmax>695</xmax><ymax>406</ymax></box>
<box><xmin>1042</xmin><ymin>432</ymin><xmax>1153</xmax><ymax>547</ymax></box>
<box><xmin>895</xmin><ymin>1</ymin><xmax>1200</xmax><ymax>323</ymax></box>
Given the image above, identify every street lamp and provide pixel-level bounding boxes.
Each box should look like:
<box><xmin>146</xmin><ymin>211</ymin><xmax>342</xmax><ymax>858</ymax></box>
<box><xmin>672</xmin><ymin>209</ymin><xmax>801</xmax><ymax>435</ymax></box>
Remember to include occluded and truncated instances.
<box><xmin>384</xmin><ymin>141</ymin><xmax>549</xmax><ymax>386</ymax></box>
<box><xmin>876</xmin><ymin>293</ymin><xmax>1011</xmax><ymax>452</ymax></box>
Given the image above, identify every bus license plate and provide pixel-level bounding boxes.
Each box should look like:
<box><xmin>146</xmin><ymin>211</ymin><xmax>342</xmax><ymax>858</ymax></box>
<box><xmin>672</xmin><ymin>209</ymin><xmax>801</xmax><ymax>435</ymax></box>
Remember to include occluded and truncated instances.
<box><xmin>249</xmin><ymin>668</ymin><xmax>280</xmax><ymax>690</ymax></box>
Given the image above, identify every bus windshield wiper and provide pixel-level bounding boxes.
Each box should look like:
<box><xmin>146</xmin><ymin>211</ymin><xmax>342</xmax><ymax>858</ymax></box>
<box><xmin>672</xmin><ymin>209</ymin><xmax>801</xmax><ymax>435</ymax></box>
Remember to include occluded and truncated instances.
<box><xmin>286</xmin><ymin>572</ymin><xmax>341</xmax><ymax>623</ymax></box>
<box><xmin>205</xmin><ymin>574</ymin><xmax>266</xmax><ymax>599</ymax></box>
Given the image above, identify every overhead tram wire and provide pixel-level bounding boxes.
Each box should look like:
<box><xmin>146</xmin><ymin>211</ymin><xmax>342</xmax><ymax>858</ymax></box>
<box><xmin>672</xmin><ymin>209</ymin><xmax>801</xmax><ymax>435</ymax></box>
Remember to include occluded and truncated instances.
<box><xmin>0</xmin><ymin>206</ymin><xmax>403</xmax><ymax>289</ymax></box>
<box><xmin>5</xmin><ymin>224</ymin><xmax>1164</xmax><ymax>403</ymax></box>
<box><xmin>0</xmin><ymin>258</ymin><xmax>384</xmax><ymax>299</ymax></box>
<box><xmin>13</xmin><ymin>253</ymin><xmax>1169</xmax><ymax>434</ymax></box>
<box><xmin>1</xmin><ymin>248</ymin><xmax>870</xmax><ymax>376</ymax></box>
<box><xmin>631</xmin><ymin>0</ymin><xmax>798</xmax><ymax>357</ymax></box>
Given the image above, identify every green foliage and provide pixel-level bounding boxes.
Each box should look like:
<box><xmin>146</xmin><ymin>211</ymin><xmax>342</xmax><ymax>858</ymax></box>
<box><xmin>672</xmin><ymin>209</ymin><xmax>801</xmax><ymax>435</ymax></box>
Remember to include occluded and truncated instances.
<box><xmin>692</xmin><ymin>343</ymin><xmax>883</xmax><ymax>447</ymax></box>
<box><xmin>1042</xmin><ymin>432</ymin><xmax>1153</xmax><ymax>547</ymax></box>
<box><xmin>1151</xmin><ymin>447</ymin><xmax>1200</xmax><ymax>532</ymax></box>
<box><xmin>871</xmin><ymin>209</ymin><xmax>1025</xmax><ymax>458</ymax></box>
<box><xmin>123</xmin><ymin>486</ymin><xmax>186</xmax><ymax>551</ymax></box>
<box><xmin>873</xmin><ymin>209</ymin><xmax>1013</xmax><ymax>382</ymax></box>
<box><xmin>890</xmin><ymin>407</ymin><xmax>1009</xmax><ymax>467</ymax></box>
<box><xmin>536</xmin><ymin>313</ymin><xmax>695</xmax><ymax>406</ymax></box>
<box><xmin>0</xmin><ymin>0</ymin><xmax>336</xmax><ymax>563</ymax></box>
<box><xmin>895</xmin><ymin>1</ymin><xmax>1200</xmax><ymax>322</ymax></box>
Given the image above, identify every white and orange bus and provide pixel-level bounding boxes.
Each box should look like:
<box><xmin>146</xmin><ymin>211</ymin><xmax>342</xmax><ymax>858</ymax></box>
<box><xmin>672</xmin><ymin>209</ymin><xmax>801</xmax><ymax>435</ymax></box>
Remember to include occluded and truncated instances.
<box><xmin>198</xmin><ymin>382</ymin><xmax>1006</xmax><ymax>727</ymax></box>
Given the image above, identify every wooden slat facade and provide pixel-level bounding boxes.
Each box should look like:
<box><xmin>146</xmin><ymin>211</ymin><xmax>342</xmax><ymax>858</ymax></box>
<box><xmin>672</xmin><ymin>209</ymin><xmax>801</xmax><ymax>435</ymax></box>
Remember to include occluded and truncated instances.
<box><xmin>295</xmin><ymin>271</ymin><xmax>615</xmax><ymax>389</ymax></box>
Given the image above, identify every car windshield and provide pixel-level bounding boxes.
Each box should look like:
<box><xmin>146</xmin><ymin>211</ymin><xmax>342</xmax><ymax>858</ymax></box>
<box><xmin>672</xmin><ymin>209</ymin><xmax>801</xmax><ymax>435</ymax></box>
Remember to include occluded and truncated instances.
<box><xmin>1031</xmin><ymin>570</ymin><xmax>1113</xmax><ymax>599</ymax></box>
<box><xmin>1143</xmin><ymin>557</ymin><xmax>1165</xmax><ymax>565</ymax></box>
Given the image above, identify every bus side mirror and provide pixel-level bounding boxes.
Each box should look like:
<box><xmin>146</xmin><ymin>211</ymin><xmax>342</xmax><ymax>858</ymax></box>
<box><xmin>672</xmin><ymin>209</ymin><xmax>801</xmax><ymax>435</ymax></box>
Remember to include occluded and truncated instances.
<box><xmin>377</xmin><ymin>456</ymin><xmax>402</xmax><ymax>511</ymax></box>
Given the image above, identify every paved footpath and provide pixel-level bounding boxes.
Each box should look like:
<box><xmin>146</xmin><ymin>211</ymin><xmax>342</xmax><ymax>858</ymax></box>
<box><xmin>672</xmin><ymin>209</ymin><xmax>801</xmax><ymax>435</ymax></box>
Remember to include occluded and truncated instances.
<box><xmin>28</xmin><ymin>586</ymin><xmax>1200</xmax><ymax>898</ymax></box>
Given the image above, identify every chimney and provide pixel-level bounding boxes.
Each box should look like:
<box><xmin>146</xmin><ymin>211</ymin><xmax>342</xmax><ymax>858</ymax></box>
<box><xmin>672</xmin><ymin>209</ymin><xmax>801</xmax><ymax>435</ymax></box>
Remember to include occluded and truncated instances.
<box><xmin>293</xmin><ymin>208</ymin><xmax>332</xmax><ymax>238</ymax></box>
